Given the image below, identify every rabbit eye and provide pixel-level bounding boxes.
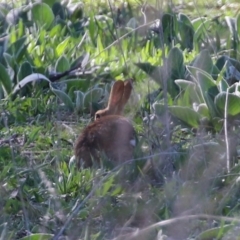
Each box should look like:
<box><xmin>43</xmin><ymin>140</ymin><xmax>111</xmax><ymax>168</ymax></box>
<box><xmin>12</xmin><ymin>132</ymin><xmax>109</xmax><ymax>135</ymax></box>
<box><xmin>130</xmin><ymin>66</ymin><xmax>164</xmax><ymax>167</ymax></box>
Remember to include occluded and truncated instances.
<box><xmin>95</xmin><ymin>114</ymin><xmax>100</xmax><ymax>119</ymax></box>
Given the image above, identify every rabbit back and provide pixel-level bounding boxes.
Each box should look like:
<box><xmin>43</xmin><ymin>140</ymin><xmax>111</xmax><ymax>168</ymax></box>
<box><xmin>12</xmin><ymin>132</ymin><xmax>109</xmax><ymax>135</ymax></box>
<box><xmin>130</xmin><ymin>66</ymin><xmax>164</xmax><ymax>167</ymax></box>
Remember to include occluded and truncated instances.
<box><xmin>75</xmin><ymin>115</ymin><xmax>135</xmax><ymax>167</ymax></box>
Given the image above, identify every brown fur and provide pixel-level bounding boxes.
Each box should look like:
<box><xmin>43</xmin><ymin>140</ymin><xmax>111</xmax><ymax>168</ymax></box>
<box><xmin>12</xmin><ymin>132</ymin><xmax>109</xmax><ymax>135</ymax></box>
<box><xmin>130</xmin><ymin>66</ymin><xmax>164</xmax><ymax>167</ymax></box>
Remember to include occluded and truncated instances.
<box><xmin>74</xmin><ymin>79</ymin><xmax>135</xmax><ymax>168</ymax></box>
<box><xmin>95</xmin><ymin>79</ymin><xmax>133</xmax><ymax>119</ymax></box>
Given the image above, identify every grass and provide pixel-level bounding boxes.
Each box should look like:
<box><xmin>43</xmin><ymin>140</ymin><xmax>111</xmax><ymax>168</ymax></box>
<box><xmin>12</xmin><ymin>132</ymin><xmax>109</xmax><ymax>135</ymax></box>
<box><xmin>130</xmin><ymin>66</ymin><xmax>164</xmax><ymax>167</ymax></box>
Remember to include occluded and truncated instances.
<box><xmin>1</xmin><ymin>0</ymin><xmax>240</xmax><ymax>239</ymax></box>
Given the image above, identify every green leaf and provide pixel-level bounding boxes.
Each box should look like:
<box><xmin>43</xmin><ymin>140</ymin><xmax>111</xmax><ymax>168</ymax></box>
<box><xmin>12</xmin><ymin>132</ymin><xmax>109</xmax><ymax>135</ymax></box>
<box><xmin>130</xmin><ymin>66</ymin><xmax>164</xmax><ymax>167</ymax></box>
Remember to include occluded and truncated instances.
<box><xmin>178</xmin><ymin>14</ymin><xmax>194</xmax><ymax>50</ymax></box>
<box><xmin>135</xmin><ymin>63</ymin><xmax>159</xmax><ymax>81</ymax></box>
<box><xmin>193</xmin><ymin>19</ymin><xmax>211</xmax><ymax>51</ymax></box>
<box><xmin>3</xmin><ymin>53</ymin><xmax>14</xmax><ymax>68</ymax></box>
<box><xmin>197</xmin><ymin>71</ymin><xmax>220</xmax><ymax>118</ymax></box>
<box><xmin>89</xmin><ymin>13</ymin><xmax>97</xmax><ymax>46</ymax></box>
<box><xmin>42</xmin><ymin>0</ymin><xmax>59</xmax><ymax>8</ymax></box>
<box><xmin>162</xmin><ymin>13</ymin><xmax>176</xmax><ymax>44</ymax></box>
<box><xmin>74</xmin><ymin>90</ymin><xmax>84</xmax><ymax>113</ymax></box>
<box><xmin>196</xmin><ymin>103</ymin><xmax>210</xmax><ymax>118</ymax></box>
<box><xmin>50</xmin><ymin>85</ymin><xmax>74</xmax><ymax>110</ymax></box>
<box><xmin>167</xmin><ymin>47</ymin><xmax>185</xmax><ymax>79</ymax></box>
<box><xmin>195</xmin><ymin>224</ymin><xmax>234</xmax><ymax>240</ymax></box>
<box><xmin>17</xmin><ymin>61</ymin><xmax>33</xmax><ymax>81</ymax></box>
<box><xmin>83</xmin><ymin>88</ymin><xmax>103</xmax><ymax>109</ymax></box>
<box><xmin>18</xmin><ymin>18</ymin><xmax>25</xmax><ymax>38</ymax></box>
<box><xmin>192</xmin><ymin>49</ymin><xmax>213</xmax><ymax>74</ymax></box>
<box><xmin>175</xmin><ymin>79</ymin><xmax>195</xmax><ymax>90</ymax></box>
<box><xmin>19</xmin><ymin>233</ymin><xmax>54</xmax><ymax>240</ymax></box>
<box><xmin>169</xmin><ymin>106</ymin><xmax>201</xmax><ymax>128</ymax></box>
<box><xmin>7</xmin><ymin>36</ymin><xmax>27</xmax><ymax>63</ymax></box>
<box><xmin>215</xmin><ymin>92</ymin><xmax>240</xmax><ymax>116</ymax></box>
<box><xmin>56</xmin><ymin>37</ymin><xmax>70</xmax><ymax>57</ymax></box>
<box><xmin>49</xmin><ymin>24</ymin><xmax>62</xmax><ymax>38</ymax></box>
<box><xmin>31</xmin><ymin>3</ymin><xmax>54</xmax><ymax>30</ymax></box>
<box><xmin>191</xmin><ymin>17</ymin><xmax>207</xmax><ymax>30</ymax></box>
<box><xmin>175</xmin><ymin>80</ymin><xmax>197</xmax><ymax>106</ymax></box>
<box><xmin>0</xmin><ymin>63</ymin><xmax>12</xmax><ymax>95</ymax></box>
<box><xmin>13</xmin><ymin>73</ymin><xmax>50</xmax><ymax>94</ymax></box>
<box><xmin>55</xmin><ymin>55</ymin><xmax>70</xmax><ymax>73</ymax></box>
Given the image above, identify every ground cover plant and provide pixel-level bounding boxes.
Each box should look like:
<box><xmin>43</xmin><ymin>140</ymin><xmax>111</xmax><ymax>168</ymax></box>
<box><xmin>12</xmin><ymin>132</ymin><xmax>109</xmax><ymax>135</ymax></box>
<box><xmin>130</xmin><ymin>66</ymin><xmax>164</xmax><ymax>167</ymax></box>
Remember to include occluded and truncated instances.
<box><xmin>2</xmin><ymin>0</ymin><xmax>240</xmax><ymax>239</ymax></box>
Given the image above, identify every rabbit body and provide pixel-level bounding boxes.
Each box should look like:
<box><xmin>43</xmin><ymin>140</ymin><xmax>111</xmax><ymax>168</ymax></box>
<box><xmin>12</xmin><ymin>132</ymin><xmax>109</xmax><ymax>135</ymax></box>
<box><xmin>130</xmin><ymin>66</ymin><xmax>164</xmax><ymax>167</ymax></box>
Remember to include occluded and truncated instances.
<box><xmin>75</xmin><ymin>115</ymin><xmax>135</xmax><ymax>167</ymax></box>
<box><xmin>74</xmin><ymin>79</ymin><xmax>135</xmax><ymax>167</ymax></box>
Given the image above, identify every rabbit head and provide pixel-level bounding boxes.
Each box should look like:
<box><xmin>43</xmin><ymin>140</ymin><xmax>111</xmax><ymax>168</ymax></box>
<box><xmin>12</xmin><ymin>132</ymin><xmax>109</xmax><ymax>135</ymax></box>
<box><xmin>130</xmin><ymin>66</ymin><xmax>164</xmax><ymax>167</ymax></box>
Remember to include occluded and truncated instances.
<box><xmin>74</xmin><ymin>79</ymin><xmax>135</xmax><ymax>168</ymax></box>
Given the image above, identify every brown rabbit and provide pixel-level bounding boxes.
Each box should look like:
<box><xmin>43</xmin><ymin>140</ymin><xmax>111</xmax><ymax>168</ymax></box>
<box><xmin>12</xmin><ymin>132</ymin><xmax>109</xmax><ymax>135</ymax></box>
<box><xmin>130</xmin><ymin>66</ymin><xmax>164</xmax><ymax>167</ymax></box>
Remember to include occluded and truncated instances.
<box><xmin>74</xmin><ymin>79</ymin><xmax>136</xmax><ymax>168</ymax></box>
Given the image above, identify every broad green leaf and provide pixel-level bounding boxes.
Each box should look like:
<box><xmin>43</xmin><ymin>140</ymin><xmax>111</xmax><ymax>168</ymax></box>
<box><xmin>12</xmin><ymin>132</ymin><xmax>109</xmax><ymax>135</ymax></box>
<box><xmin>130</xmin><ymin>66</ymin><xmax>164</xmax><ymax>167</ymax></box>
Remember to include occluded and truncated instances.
<box><xmin>55</xmin><ymin>55</ymin><xmax>70</xmax><ymax>73</ymax></box>
<box><xmin>83</xmin><ymin>88</ymin><xmax>103</xmax><ymax>109</ymax></box>
<box><xmin>216</xmin><ymin>55</ymin><xmax>240</xmax><ymax>72</ymax></box>
<box><xmin>175</xmin><ymin>80</ymin><xmax>198</xmax><ymax>106</ymax></box>
<box><xmin>169</xmin><ymin>106</ymin><xmax>201</xmax><ymax>128</ymax></box>
<box><xmin>215</xmin><ymin>92</ymin><xmax>240</xmax><ymax>116</ymax></box>
<box><xmin>74</xmin><ymin>90</ymin><xmax>84</xmax><ymax>112</ymax></box>
<box><xmin>167</xmin><ymin>47</ymin><xmax>184</xmax><ymax>79</ymax></box>
<box><xmin>197</xmin><ymin>71</ymin><xmax>220</xmax><ymax>118</ymax></box>
<box><xmin>175</xmin><ymin>79</ymin><xmax>195</xmax><ymax>90</ymax></box>
<box><xmin>195</xmin><ymin>224</ymin><xmax>234</xmax><ymax>240</ymax></box>
<box><xmin>49</xmin><ymin>24</ymin><xmax>62</xmax><ymax>38</ymax></box>
<box><xmin>194</xmin><ymin>19</ymin><xmax>211</xmax><ymax>51</ymax></box>
<box><xmin>50</xmin><ymin>85</ymin><xmax>74</xmax><ymax>110</ymax></box>
<box><xmin>56</xmin><ymin>37</ymin><xmax>70</xmax><ymax>57</ymax></box>
<box><xmin>228</xmin><ymin>82</ymin><xmax>240</xmax><ymax>93</ymax></box>
<box><xmin>135</xmin><ymin>63</ymin><xmax>159</xmax><ymax>81</ymax></box>
<box><xmin>211</xmin><ymin>64</ymin><xmax>220</xmax><ymax>80</ymax></box>
<box><xmin>31</xmin><ymin>3</ymin><xmax>54</xmax><ymax>29</ymax></box>
<box><xmin>19</xmin><ymin>233</ymin><xmax>53</xmax><ymax>240</ymax></box>
<box><xmin>0</xmin><ymin>63</ymin><xmax>12</xmax><ymax>95</ymax></box>
<box><xmin>177</xmin><ymin>87</ymin><xmax>191</xmax><ymax>107</ymax></box>
<box><xmin>218</xmin><ymin>78</ymin><xmax>229</xmax><ymax>92</ymax></box>
<box><xmin>42</xmin><ymin>0</ymin><xmax>59</xmax><ymax>8</ymax></box>
<box><xmin>191</xmin><ymin>17</ymin><xmax>207</xmax><ymax>30</ymax></box>
<box><xmin>136</xmin><ymin>61</ymin><xmax>179</xmax><ymax>98</ymax></box>
<box><xmin>3</xmin><ymin>53</ymin><xmax>14</xmax><ymax>68</ymax></box>
<box><xmin>197</xmin><ymin>71</ymin><xmax>218</xmax><ymax>96</ymax></box>
<box><xmin>13</xmin><ymin>73</ymin><xmax>50</xmax><ymax>94</ymax></box>
<box><xmin>196</xmin><ymin>103</ymin><xmax>210</xmax><ymax>118</ymax></box>
<box><xmin>179</xmin><ymin>13</ymin><xmax>193</xmax><ymax>29</ymax></box>
<box><xmin>178</xmin><ymin>14</ymin><xmax>194</xmax><ymax>50</ymax></box>
<box><xmin>192</xmin><ymin>49</ymin><xmax>213</xmax><ymax>74</ymax></box>
<box><xmin>7</xmin><ymin>36</ymin><xmax>27</xmax><ymax>62</ymax></box>
<box><xmin>187</xmin><ymin>65</ymin><xmax>213</xmax><ymax>83</ymax></box>
<box><xmin>17</xmin><ymin>61</ymin><xmax>33</xmax><ymax>81</ymax></box>
<box><xmin>162</xmin><ymin>13</ymin><xmax>176</xmax><ymax>44</ymax></box>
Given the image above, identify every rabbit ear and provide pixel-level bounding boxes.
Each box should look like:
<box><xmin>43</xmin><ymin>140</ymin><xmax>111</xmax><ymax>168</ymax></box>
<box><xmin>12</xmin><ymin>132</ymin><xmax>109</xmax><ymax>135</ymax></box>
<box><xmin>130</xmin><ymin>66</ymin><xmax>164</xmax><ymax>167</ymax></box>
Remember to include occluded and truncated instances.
<box><xmin>94</xmin><ymin>79</ymin><xmax>132</xmax><ymax>119</ymax></box>
<box><xmin>115</xmin><ymin>79</ymin><xmax>133</xmax><ymax>114</ymax></box>
<box><xmin>107</xmin><ymin>80</ymin><xmax>125</xmax><ymax>112</ymax></box>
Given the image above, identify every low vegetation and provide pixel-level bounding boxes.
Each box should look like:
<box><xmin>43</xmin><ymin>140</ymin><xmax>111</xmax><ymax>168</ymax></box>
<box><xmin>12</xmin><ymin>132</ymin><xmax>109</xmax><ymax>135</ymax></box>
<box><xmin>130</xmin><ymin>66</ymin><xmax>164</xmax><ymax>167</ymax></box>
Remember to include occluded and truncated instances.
<box><xmin>1</xmin><ymin>0</ymin><xmax>240</xmax><ymax>239</ymax></box>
